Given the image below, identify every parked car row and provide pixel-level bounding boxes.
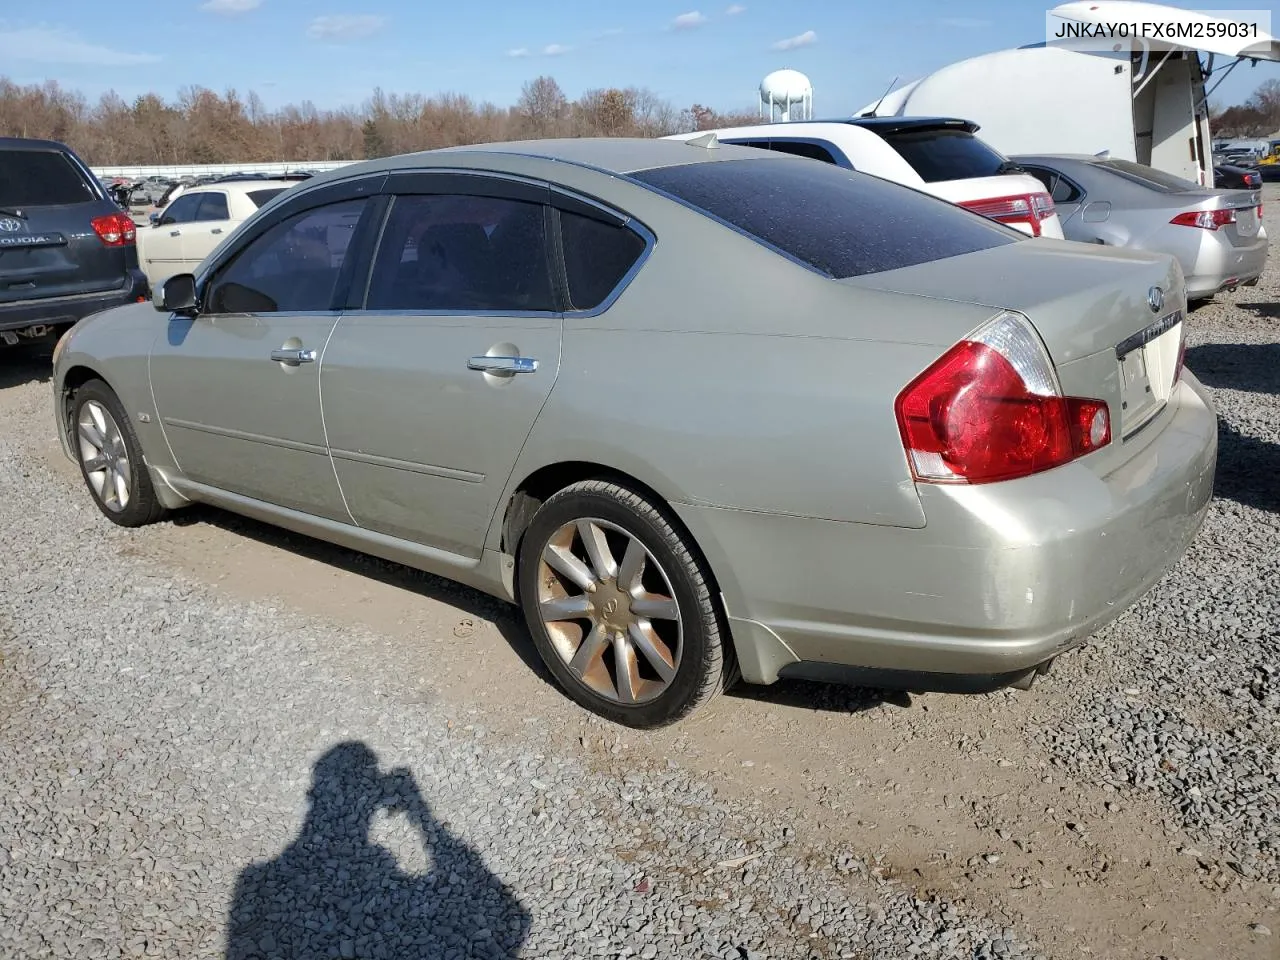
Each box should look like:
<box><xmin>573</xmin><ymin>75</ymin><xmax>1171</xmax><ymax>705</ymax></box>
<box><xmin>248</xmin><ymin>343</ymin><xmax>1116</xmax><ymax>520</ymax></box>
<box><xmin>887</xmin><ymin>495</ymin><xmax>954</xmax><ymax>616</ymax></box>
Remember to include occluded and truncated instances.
<box><xmin>48</xmin><ymin>136</ymin><xmax>1219</xmax><ymax>728</ymax></box>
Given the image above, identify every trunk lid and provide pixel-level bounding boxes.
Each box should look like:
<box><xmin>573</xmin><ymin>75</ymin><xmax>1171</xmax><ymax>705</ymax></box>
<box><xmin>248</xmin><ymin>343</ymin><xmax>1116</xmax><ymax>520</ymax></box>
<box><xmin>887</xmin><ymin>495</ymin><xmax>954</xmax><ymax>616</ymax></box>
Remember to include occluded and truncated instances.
<box><xmin>0</xmin><ymin>145</ymin><xmax>132</xmax><ymax>305</ymax></box>
<box><xmin>842</xmin><ymin>237</ymin><xmax>1187</xmax><ymax>440</ymax></box>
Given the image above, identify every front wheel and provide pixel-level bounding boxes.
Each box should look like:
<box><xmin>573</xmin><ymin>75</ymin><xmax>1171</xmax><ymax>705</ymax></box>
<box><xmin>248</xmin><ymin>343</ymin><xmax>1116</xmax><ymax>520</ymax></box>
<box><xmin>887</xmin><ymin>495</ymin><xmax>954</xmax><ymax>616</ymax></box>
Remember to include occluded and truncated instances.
<box><xmin>516</xmin><ymin>479</ymin><xmax>736</xmax><ymax>728</ymax></box>
<box><xmin>71</xmin><ymin>378</ymin><xmax>167</xmax><ymax>528</ymax></box>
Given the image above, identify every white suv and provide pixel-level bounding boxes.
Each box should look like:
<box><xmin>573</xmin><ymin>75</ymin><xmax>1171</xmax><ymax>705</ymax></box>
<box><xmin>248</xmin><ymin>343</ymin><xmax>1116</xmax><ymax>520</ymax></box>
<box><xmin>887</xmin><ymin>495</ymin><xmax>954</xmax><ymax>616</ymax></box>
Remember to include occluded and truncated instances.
<box><xmin>665</xmin><ymin>117</ymin><xmax>1065</xmax><ymax>239</ymax></box>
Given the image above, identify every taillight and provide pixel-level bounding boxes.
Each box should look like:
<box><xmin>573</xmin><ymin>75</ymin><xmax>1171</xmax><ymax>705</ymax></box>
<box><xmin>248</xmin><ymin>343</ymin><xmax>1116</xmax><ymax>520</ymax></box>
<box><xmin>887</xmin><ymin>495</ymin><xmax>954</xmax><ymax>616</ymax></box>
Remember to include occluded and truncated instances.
<box><xmin>90</xmin><ymin>212</ymin><xmax>136</xmax><ymax>246</ymax></box>
<box><xmin>894</xmin><ymin>312</ymin><xmax>1111</xmax><ymax>485</ymax></box>
<box><xmin>1170</xmin><ymin>208</ymin><xmax>1235</xmax><ymax>230</ymax></box>
<box><xmin>959</xmin><ymin>192</ymin><xmax>1056</xmax><ymax>237</ymax></box>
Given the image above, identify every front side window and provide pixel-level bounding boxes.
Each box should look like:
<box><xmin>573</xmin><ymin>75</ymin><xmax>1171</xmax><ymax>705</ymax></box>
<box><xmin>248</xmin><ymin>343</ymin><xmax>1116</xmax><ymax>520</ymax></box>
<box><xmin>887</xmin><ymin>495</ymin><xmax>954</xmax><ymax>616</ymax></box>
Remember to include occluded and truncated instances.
<box><xmin>365</xmin><ymin>193</ymin><xmax>554</xmax><ymax>312</ymax></box>
<box><xmin>160</xmin><ymin>194</ymin><xmax>202</xmax><ymax>225</ymax></box>
<box><xmin>195</xmin><ymin>192</ymin><xmax>230</xmax><ymax>221</ymax></box>
<box><xmin>204</xmin><ymin>198</ymin><xmax>367</xmax><ymax>314</ymax></box>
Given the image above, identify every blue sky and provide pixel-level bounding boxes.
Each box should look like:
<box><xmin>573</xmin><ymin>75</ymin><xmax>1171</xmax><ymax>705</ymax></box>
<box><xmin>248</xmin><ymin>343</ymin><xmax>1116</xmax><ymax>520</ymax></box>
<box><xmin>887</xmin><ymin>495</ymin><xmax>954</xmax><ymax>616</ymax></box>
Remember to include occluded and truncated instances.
<box><xmin>0</xmin><ymin>0</ymin><xmax>1275</xmax><ymax>116</ymax></box>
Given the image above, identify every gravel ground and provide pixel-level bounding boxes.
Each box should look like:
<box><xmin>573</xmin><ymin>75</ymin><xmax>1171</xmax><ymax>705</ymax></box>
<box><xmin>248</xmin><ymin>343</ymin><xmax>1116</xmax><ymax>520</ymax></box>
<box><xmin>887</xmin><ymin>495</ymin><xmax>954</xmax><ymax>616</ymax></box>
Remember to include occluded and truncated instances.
<box><xmin>1028</xmin><ymin>193</ymin><xmax>1280</xmax><ymax>889</ymax></box>
<box><xmin>1</xmin><ymin>186</ymin><xmax>1278</xmax><ymax>959</ymax></box>
<box><xmin>0</xmin><ymin>410</ymin><xmax>1034</xmax><ymax>956</ymax></box>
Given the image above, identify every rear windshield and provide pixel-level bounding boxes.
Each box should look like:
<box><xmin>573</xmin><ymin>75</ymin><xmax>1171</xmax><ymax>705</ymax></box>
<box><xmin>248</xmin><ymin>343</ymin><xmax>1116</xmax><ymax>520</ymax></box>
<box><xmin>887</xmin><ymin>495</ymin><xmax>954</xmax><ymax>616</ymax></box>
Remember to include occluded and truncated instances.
<box><xmin>247</xmin><ymin>188</ymin><xmax>287</xmax><ymax>208</ymax></box>
<box><xmin>1096</xmin><ymin>158</ymin><xmax>1201</xmax><ymax>193</ymax></box>
<box><xmin>878</xmin><ymin>129</ymin><xmax>1009</xmax><ymax>183</ymax></box>
<box><xmin>629</xmin><ymin>156</ymin><xmax>1017</xmax><ymax>279</ymax></box>
<box><xmin>0</xmin><ymin>149</ymin><xmax>98</xmax><ymax>207</ymax></box>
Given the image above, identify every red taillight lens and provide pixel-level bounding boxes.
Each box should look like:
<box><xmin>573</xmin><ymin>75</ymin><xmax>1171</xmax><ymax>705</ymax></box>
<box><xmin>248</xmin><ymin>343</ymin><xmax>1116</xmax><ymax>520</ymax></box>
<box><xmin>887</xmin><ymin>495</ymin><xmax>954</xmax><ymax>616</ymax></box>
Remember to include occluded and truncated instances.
<box><xmin>91</xmin><ymin>212</ymin><xmax>136</xmax><ymax>246</ymax></box>
<box><xmin>1170</xmin><ymin>208</ymin><xmax>1236</xmax><ymax>230</ymax></box>
<box><xmin>959</xmin><ymin>192</ymin><xmax>1056</xmax><ymax>237</ymax></box>
<box><xmin>895</xmin><ymin>313</ymin><xmax>1110</xmax><ymax>484</ymax></box>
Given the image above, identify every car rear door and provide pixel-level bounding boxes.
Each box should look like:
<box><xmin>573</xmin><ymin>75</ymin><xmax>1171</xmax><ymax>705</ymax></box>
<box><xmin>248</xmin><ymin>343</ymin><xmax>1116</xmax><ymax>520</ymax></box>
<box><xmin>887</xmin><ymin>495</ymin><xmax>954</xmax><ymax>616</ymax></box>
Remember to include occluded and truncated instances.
<box><xmin>319</xmin><ymin>171</ymin><xmax>564</xmax><ymax>558</ymax></box>
<box><xmin>0</xmin><ymin>143</ymin><xmax>129</xmax><ymax>306</ymax></box>
<box><xmin>176</xmin><ymin>191</ymin><xmax>235</xmax><ymax>272</ymax></box>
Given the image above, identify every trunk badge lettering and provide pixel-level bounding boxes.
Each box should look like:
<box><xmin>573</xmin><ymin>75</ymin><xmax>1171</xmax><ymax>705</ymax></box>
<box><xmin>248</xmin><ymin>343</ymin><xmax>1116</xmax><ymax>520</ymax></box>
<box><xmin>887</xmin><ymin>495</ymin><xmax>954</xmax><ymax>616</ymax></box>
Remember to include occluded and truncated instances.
<box><xmin>0</xmin><ymin>218</ymin><xmax>24</xmax><ymax>233</ymax></box>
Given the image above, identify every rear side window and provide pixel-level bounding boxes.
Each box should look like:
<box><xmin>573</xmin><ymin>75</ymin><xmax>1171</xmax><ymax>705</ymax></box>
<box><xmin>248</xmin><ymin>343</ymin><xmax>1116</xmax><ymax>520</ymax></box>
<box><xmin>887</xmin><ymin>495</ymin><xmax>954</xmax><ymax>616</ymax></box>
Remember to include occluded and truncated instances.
<box><xmin>1023</xmin><ymin>166</ymin><xmax>1084</xmax><ymax>204</ymax></box>
<box><xmin>762</xmin><ymin>140</ymin><xmax>841</xmax><ymax>165</ymax></box>
<box><xmin>0</xmin><ymin>149</ymin><xmax>97</xmax><ymax>207</ymax></box>
<box><xmin>195</xmin><ymin>192</ymin><xmax>229</xmax><ymax>221</ymax></box>
<box><xmin>631</xmin><ymin>157</ymin><xmax>1016</xmax><ymax>279</ymax></box>
<box><xmin>559</xmin><ymin>210</ymin><xmax>647</xmax><ymax>310</ymax></box>
<box><xmin>248</xmin><ymin>188</ymin><xmax>286</xmax><ymax>208</ymax></box>
<box><xmin>881</xmin><ymin>129</ymin><xmax>1008</xmax><ymax>183</ymax></box>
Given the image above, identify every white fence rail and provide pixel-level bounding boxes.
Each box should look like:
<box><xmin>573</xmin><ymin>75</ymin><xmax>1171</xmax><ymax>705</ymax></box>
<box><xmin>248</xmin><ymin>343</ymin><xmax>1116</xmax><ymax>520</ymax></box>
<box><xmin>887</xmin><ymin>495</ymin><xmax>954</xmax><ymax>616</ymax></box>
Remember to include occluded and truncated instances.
<box><xmin>90</xmin><ymin>160</ymin><xmax>358</xmax><ymax>179</ymax></box>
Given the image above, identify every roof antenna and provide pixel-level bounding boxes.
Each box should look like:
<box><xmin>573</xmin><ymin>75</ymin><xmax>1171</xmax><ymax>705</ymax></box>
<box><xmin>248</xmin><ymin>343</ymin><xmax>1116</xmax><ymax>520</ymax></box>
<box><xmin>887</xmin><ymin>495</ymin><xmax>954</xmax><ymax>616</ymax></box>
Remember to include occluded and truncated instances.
<box><xmin>861</xmin><ymin>76</ymin><xmax>898</xmax><ymax>118</ymax></box>
<box><xmin>1094</xmin><ymin>149</ymin><xmax>1111</xmax><ymax>159</ymax></box>
<box><xmin>685</xmin><ymin>132</ymin><xmax>720</xmax><ymax>149</ymax></box>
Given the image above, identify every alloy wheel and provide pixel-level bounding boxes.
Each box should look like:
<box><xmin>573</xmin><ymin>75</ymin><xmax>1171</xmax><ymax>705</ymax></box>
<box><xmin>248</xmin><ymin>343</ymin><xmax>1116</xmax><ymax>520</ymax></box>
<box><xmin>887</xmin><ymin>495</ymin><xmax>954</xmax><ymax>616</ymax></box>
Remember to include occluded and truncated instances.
<box><xmin>77</xmin><ymin>400</ymin><xmax>132</xmax><ymax>513</ymax></box>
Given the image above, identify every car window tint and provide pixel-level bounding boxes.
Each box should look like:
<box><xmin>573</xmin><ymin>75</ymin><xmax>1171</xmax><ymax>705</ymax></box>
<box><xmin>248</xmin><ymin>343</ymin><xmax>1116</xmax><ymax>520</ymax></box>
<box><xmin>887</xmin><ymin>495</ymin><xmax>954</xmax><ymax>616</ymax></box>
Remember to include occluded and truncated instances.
<box><xmin>195</xmin><ymin>192</ymin><xmax>229</xmax><ymax>221</ymax></box>
<box><xmin>205</xmin><ymin>198</ymin><xmax>366</xmax><ymax>314</ymax></box>
<box><xmin>762</xmin><ymin>140</ymin><xmax>840</xmax><ymax>165</ymax></box>
<box><xmin>631</xmin><ymin>157</ymin><xmax>1016</xmax><ymax>279</ymax></box>
<box><xmin>247</xmin><ymin>188</ymin><xmax>286</xmax><ymax>208</ymax></box>
<box><xmin>1050</xmin><ymin>174</ymin><xmax>1082</xmax><ymax>203</ymax></box>
<box><xmin>0</xmin><ymin>149</ymin><xmax>96</xmax><ymax>207</ymax></box>
<box><xmin>365</xmin><ymin>193</ymin><xmax>554</xmax><ymax>312</ymax></box>
<box><xmin>1095</xmin><ymin>158</ymin><xmax>1199</xmax><ymax>193</ymax></box>
<box><xmin>161</xmin><ymin>194</ymin><xmax>202</xmax><ymax>224</ymax></box>
<box><xmin>559</xmin><ymin>210</ymin><xmax>647</xmax><ymax>311</ymax></box>
<box><xmin>880</xmin><ymin>129</ymin><xmax>1007</xmax><ymax>182</ymax></box>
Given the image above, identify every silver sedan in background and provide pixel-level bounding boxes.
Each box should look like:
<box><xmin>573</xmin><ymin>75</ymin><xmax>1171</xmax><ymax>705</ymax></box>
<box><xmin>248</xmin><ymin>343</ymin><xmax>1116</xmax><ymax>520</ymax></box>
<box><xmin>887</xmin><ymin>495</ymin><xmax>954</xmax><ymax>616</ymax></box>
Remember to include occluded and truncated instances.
<box><xmin>51</xmin><ymin>139</ymin><xmax>1218</xmax><ymax>728</ymax></box>
<box><xmin>1014</xmin><ymin>154</ymin><xmax>1268</xmax><ymax>300</ymax></box>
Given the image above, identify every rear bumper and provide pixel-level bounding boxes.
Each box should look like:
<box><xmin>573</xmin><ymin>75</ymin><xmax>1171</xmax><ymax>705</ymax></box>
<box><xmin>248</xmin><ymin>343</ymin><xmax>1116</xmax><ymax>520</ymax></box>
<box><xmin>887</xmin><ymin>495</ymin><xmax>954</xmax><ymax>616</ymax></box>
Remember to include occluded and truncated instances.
<box><xmin>676</xmin><ymin>373</ymin><xmax>1218</xmax><ymax>686</ymax></box>
<box><xmin>0</xmin><ymin>270</ymin><xmax>150</xmax><ymax>334</ymax></box>
<box><xmin>1185</xmin><ymin>230</ymin><xmax>1268</xmax><ymax>298</ymax></box>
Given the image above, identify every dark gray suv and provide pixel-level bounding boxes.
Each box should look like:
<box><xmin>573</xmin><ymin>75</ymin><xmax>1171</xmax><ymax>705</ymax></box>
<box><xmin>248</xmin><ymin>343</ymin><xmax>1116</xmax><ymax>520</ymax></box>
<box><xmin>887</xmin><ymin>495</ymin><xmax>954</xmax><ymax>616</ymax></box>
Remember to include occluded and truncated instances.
<box><xmin>1</xmin><ymin>137</ymin><xmax>149</xmax><ymax>348</ymax></box>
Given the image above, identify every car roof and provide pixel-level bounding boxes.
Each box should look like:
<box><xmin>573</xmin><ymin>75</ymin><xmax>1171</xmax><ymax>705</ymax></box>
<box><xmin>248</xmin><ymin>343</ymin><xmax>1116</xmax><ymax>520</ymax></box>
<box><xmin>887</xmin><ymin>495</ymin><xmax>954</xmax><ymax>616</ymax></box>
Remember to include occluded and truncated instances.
<box><xmin>0</xmin><ymin>136</ymin><xmax>73</xmax><ymax>152</ymax></box>
<box><xmin>183</xmin><ymin>179</ymin><xmax>295</xmax><ymax>196</ymax></box>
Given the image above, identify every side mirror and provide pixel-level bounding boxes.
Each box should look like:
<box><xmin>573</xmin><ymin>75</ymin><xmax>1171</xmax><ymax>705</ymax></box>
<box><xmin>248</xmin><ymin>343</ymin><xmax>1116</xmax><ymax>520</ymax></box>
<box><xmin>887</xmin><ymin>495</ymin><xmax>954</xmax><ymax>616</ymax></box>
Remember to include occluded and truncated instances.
<box><xmin>156</xmin><ymin>274</ymin><xmax>198</xmax><ymax>316</ymax></box>
<box><xmin>148</xmin><ymin>212</ymin><xmax>160</xmax><ymax>225</ymax></box>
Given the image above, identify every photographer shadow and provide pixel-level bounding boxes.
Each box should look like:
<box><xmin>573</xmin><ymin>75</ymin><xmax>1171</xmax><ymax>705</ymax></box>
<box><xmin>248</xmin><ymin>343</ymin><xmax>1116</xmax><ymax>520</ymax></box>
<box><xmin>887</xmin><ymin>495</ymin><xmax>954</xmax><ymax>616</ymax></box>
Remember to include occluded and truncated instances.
<box><xmin>225</xmin><ymin>742</ymin><xmax>530</xmax><ymax>959</ymax></box>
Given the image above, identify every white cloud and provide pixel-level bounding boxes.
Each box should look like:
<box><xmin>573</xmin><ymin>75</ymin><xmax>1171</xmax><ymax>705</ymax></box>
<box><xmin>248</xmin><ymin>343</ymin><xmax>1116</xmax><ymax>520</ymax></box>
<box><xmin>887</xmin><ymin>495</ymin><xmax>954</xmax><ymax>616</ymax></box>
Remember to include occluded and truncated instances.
<box><xmin>0</xmin><ymin>25</ymin><xmax>162</xmax><ymax>65</ymax></box>
<box><xmin>506</xmin><ymin>47</ymin><xmax>530</xmax><ymax>58</ymax></box>
<box><xmin>305</xmin><ymin>14</ymin><xmax>387</xmax><ymax>41</ymax></box>
<box><xmin>726</xmin><ymin>4</ymin><xmax>746</xmax><ymax>14</ymax></box>
<box><xmin>671</xmin><ymin>11</ymin><xmax>709</xmax><ymax>30</ymax></box>
<box><xmin>772</xmin><ymin>29</ymin><xmax>816</xmax><ymax>50</ymax></box>
<box><xmin>541</xmin><ymin>43</ymin><xmax>571</xmax><ymax>55</ymax></box>
<box><xmin>199</xmin><ymin>0</ymin><xmax>262</xmax><ymax>13</ymax></box>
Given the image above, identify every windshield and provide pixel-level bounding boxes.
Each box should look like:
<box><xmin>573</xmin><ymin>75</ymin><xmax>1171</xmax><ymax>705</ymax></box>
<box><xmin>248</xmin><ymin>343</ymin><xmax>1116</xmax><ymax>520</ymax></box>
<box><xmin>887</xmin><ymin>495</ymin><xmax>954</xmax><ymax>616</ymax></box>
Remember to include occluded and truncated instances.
<box><xmin>1096</xmin><ymin>158</ymin><xmax>1201</xmax><ymax>193</ymax></box>
<box><xmin>0</xmin><ymin>149</ymin><xmax>98</xmax><ymax>207</ymax></box>
<box><xmin>630</xmin><ymin>156</ymin><xmax>1017</xmax><ymax>279</ymax></box>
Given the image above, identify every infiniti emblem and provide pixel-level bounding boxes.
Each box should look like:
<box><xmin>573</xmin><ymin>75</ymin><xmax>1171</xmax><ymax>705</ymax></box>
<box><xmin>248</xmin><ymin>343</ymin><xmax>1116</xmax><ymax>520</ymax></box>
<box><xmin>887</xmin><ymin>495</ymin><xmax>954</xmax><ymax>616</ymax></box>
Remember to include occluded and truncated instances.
<box><xmin>0</xmin><ymin>218</ymin><xmax>23</xmax><ymax>233</ymax></box>
<box><xmin>1147</xmin><ymin>285</ymin><xmax>1164</xmax><ymax>313</ymax></box>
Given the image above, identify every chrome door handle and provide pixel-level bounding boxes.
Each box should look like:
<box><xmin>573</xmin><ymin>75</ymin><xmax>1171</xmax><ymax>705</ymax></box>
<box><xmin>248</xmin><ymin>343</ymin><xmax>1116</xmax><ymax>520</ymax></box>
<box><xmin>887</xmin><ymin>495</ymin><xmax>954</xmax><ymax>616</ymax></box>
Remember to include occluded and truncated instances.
<box><xmin>468</xmin><ymin>356</ymin><xmax>538</xmax><ymax>374</ymax></box>
<box><xmin>169</xmin><ymin>230</ymin><xmax>180</xmax><ymax>237</ymax></box>
<box><xmin>211</xmin><ymin>228</ymin><xmax>223</xmax><ymax>235</ymax></box>
<box><xmin>271</xmin><ymin>348</ymin><xmax>317</xmax><ymax>365</ymax></box>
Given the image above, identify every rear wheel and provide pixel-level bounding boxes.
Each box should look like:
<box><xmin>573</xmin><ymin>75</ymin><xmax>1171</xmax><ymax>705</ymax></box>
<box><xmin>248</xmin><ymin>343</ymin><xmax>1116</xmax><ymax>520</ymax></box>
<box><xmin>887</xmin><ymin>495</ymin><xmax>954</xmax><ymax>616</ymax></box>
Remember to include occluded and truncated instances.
<box><xmin>516</xmin><ymin>479</ymin><xmax>736</xmax><ymax>728</ymax></box>
<box><xmin>72</xmin><ymin>379</ymin><xmax>166</xmax><ymax>527</ymax></box>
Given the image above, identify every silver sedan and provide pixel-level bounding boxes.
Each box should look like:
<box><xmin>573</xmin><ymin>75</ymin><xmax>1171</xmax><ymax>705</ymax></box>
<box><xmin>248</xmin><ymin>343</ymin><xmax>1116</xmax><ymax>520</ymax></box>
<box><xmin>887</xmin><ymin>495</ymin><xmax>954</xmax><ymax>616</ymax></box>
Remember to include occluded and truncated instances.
<box><xmin>1014</xmin><ymin>153</ymin><xmax>1268</xmax><ymax>300</ymax></box>
<box><xmin>50</xmin><ymin>139</ymin><xmax>1217</xmax><ymax>727</ymax></box>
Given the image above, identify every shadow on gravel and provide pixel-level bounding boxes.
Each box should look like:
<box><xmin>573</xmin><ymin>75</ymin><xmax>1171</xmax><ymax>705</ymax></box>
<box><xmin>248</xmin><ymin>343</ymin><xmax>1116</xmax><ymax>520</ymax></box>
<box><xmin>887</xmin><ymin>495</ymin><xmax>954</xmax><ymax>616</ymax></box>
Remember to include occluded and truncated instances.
<box><xmin>1186</xmin><ymin>342</ymin><xmax>1280</xmax><ymax>395</ymax></box>
<box><xmin>0</xmin><ymin>343</ymin><xmax>54</xmax><ymax>390</ymax></box>
<box><xmin>1240</xmin><ymin>302</ymin><xmax>1280</xmax><ymax>321</ymax></box>
<box><xmin>225</xmin><ymin>742</ymin><xmax>530</xmax><ymax>960</ymax></box>
<box><xmin>729</xmin><ymin>679</ymin><xmax>910</xmax><ymax>714</ymax></box>
<box><xmin>170</xmin><ymin>506</ymin><xmax>555</xmax><ymax>687</ymax></box>
<box><xmin>1211</xmin><ymin>417</ymin><xmax>1280</xmax><ymax>514</ymax></box>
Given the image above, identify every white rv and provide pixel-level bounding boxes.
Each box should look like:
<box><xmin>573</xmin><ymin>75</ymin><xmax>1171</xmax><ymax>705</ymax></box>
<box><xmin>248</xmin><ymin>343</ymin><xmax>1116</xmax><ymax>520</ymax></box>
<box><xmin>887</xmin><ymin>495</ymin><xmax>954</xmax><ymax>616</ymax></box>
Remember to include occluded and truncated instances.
<box><xmin>859</xmin><ymin>1</ymin><xmax>1280</xmax><ymax>186</ymax></box>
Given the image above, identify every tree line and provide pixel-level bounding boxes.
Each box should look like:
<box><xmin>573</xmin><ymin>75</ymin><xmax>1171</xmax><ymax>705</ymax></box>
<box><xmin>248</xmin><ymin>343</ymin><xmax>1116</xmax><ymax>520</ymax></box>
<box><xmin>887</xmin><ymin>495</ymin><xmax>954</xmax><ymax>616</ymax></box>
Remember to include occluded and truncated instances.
<box><xmin>1209</xmin><ymin>79</ymin><xmax>1280</xmax><ymax>138</ymax></box>
<box><xmin>0</xmin><ymin>74</ymin><xmax>759</xmax><ymax>166</ymax></box>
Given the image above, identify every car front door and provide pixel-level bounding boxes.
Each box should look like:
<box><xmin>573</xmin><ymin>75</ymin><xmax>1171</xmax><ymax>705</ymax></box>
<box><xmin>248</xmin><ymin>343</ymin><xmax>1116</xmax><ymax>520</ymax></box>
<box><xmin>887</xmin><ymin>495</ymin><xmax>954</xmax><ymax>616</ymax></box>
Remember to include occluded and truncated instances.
<box><xmin>320</xmin><ymin>173</ymin><xmax>563</xmax><ymax>558</ymax></box>
<box><xmin>177</xmin><ymin>191</ymin><xmax>234</xmax><ymax>272</ymax></box>
<box><xmin>149</xmin><ymin>182</ymin><xmax>382</xmax><ymax>520</ymax></box>
<box><xmin>142</xmin><ymin>192</ymin><xmax>202</xmax><ymax>285</ymax></box>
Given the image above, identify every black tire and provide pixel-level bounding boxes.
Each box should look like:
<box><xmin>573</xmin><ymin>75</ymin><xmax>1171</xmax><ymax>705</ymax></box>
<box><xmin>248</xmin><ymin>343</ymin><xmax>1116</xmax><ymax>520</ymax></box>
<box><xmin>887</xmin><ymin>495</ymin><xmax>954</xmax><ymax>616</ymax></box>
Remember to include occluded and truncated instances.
<box><xmin>71</xmin><ymin>378</ymin><xmax>167</xmax><ymax>528</ymax></box>
<box><xmin>516</xmin><ymin>479</ymin><xmax>737</xmax><ymax>728</ymax></box>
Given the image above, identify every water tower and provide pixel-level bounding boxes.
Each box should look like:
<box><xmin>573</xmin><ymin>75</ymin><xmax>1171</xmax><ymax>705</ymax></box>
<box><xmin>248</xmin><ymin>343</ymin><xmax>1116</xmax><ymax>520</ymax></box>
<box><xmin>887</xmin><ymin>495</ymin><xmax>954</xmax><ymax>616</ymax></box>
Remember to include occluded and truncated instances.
<box><xmin>759</xmin><ymin>69</ymin><xmax>813</xmax><ymax>122</ymax></box>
